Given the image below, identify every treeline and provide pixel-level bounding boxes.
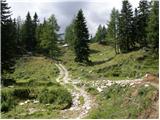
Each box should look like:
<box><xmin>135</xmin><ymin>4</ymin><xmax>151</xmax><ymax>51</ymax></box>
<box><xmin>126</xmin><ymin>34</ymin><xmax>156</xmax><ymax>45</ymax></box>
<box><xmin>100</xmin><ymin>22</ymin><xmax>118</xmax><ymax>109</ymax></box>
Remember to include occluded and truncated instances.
<box><xmin>1</xmin><ymin>0</ymin><xmax>159</xmax><ymax>71</ymax></box>
<box><xmin>1</xmin><ymin>0</ymin><xmax>60</xmax><ymax>71</ymax></box>
<box><xmin>95</xmin><ymin>0</ymin><xmax>159</xmax><ymax>54</ymax></box>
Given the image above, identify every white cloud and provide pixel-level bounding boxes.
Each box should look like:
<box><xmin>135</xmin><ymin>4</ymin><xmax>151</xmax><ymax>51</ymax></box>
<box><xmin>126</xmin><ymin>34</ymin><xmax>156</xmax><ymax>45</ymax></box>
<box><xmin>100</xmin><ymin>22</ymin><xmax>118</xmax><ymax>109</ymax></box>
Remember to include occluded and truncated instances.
<box><xmin>8</xmin><ymin>0</ymin><xmax>140</xmax><ymax>36</ymax></box>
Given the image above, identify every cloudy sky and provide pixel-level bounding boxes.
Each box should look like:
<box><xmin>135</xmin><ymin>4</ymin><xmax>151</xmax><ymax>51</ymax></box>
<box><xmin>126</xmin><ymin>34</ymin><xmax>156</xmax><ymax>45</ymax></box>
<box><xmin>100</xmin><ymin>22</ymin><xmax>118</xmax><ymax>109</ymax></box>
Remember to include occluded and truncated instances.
<box><xmin>8</xmin><ymin>0</ymin><xmax>140</xmax><ymax>35</ymax></box>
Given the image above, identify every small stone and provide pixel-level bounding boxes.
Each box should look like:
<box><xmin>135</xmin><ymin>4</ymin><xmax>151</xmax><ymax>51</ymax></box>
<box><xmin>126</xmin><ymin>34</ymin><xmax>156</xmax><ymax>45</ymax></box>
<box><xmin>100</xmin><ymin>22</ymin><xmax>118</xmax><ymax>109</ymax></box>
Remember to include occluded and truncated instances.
<box><xmin>145</xmin><ymin>84</ymin><xmax>149</xmax><ymax>87</ymax></box>
<box><xmin>8</xmin><ymin>86</ymin><xmax>14</xmax><ymax>88</ymax></box>
<box><xmin>33</xmin><ymin>100</ymin><xmax>39</xmax><ymax>104</ymax></box>
<box><xmin>97</xmin><ymin>87</ymin><xmax>103</xmax><ymax>92</ymax></box>
<box><xmin>19</xmin><ymin>102</ymin><xmax>25</xmax><ymax>105</ymax></box>
<box><xmin>130</xmin><ymin>83</ymin><xmax>134</xmax><ymax>86</ymax></box>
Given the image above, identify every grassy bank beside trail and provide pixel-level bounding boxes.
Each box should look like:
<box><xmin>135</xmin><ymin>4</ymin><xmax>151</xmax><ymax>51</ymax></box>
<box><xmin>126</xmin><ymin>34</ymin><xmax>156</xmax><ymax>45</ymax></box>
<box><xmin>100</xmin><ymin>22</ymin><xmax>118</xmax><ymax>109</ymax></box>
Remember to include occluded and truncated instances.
<box><xmin>60</xmin><ymin>43</ymin><xmax>158</xmax><ymax>81</ymax></box>
<box><xmin>86</xmin><ymin>83</ymin><xmax>158</xmax><ymax>119</ymax></box>
<box><xmin>1</xmin><ymin>56</ymin><xmax>72</xmax><ymax>119</ymax></box>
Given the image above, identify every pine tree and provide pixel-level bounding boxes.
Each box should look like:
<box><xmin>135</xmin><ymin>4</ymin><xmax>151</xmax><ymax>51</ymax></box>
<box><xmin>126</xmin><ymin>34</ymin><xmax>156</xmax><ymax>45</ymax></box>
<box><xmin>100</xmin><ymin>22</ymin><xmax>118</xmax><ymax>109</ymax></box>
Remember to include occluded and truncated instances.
<box><xmin>137</xmin><ymin>0</ymin><xmax>150</xmax><ymax>47</ymax></box>
<box><xmin>65</xmin><ymin>19</ymin><xmax>76</xmax><ymax>50</ymax></box>
<box><xmin>22</xmin><ymin>12</ymin><xmax>34</xmax><ymax>51</ymax></box>
<box><xmin>118</xmin><ymin>0</ymin><xmax>134</xmax><ymax>53</ymax></box>
<box><xmin>132</xmin><ymin>8</ymin><xmax>140</xmax><ymax>45</ymax></box>
<box><xmin>38</xmin><ymin>15</ymin><xmax>60</xmax><ymax>57</ymax></box>
<box><xmin>32</xmin><ymin>12</ymin><xmax>39</xmax><ymax>50</ymax></box>
<box><xmin>74</xmin><ymin>9</ymin><xmax>90</xmax><ymax>64</ymax></box>
<box><xmin>147</xmin><ymin>0</ymin><xmax>159</xmax><ymax>54</ymax></box>
<box><xmin>94</xmin><ymin>25</ymin><xmax>107</xmax><ymax>44</ymax></box>
<box><xmin>106</xmin><ymin>8</ymin><xmax>119</xmax><ymax>53</ymax></box>
<box><xmin>1</xmin><ymin>0</ymin><xmax>11</xmax><ymax>24</ymax></box>
<box><xmin>1</xmin><ymin>0</ymin><xmax>16</xmax><ymax>70</ymax></box>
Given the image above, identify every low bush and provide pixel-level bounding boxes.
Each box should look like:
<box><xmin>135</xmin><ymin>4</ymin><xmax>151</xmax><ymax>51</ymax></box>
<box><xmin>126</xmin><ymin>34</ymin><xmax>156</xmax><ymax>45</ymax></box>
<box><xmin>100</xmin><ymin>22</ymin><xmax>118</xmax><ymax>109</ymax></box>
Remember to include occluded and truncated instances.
<box><xmin>13</xmin><ymin>88</ymin><xmax>31</xmax><ymax>99</ymax></box>
<box><xmin>1</xmin><ymin>89</ymin><xmax>16</xmax><ymax>112</ymax></box>
<box><xmin>1</xmin><ymin>78</ymin><xmax>16</xmax><ymax>87</ymax></box>
<box><xmin>38</xmin><ymin>87</ymin><xmax>72</xmax><ymax>109</ymax></box>
<box><xmin>86</xmin><ymin>86</ymin><xmax>98</xmax><ymax>95</ymax></box>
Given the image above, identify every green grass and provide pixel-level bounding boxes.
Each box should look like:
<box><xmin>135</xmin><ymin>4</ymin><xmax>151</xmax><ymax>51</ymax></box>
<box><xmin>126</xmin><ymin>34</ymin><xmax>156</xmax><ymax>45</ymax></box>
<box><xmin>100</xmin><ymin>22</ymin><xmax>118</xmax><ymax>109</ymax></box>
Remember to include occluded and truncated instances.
<box><xmin>86</xmin><ymin>84</ymin><xmax>158</xmax><ymax>119</ymax></box>
<box><xmin>1</xmin><ymin>56</ymin><xmax>72</xmax><ymax>119</ymax></box>
<box><xmin>60</xmin><ymin>43</ymin><xmax>158</xmax><ymax>81</ymax></box>
<box><xmin>79</xmin><ymin>96</ymin><xmax>85</xmax><ymax>105</ymax></box>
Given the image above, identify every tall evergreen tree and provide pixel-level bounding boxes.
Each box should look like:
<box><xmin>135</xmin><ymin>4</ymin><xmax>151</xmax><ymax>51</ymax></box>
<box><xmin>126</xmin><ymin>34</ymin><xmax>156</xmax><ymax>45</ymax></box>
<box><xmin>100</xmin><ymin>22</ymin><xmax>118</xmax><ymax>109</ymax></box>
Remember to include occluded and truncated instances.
<box><xmin>32</xmin><ymin>12</ymin><xmax>39</xmax><ymax>50</ymax></box>
<box><xmin>65</xmin><ymin>19</ymin><xmax>76</xmax><ymax>50</ymax></box>
<box><xmin>132</xmin><ymin>8</ymin><xmax>140</xmax><ymax>45</ymax></box>
<box><xmin>147</xmin><ymin>0</ymin><xmax>159</xmax><ymax>54</ymax></box>
<box><xmin>94</xmin><ymin>25</ymin><xmax>107</xmax><ymax>44</ymax></box>
<box><xmin>118</xmin><ymin>0</ymin><xmax>134</xmax><ymax>53</ymax></box>
<box><xmin>74</xmin><ymin>9</ymin><xmax>90</xmax><ymax>63</ymax></box>
<box><xmin>38</xmin><ymin>15</ymin><xmax>60</xmax><ymax>57</ymax></box>
<box><xmin>1</xmin><ymin>0</ymin><xmax>17</xmax><ymax>70</ymax></box>
<box><xmin>137</xmin><ymin>0</ymin><xmax>150</xmax><ymax>47</ymax></box>
<box><xmin>106</xmin><ymin>8</ymin><xmax>119</xmax><ymax>53</ymax></box>
<box><xmin>22</xmin><ymin>12</ymin><xmax>34</xmax><ymax>51</ymax></box>
<box><xmin>1</xmin><ymin>0</ymin><xmax>11</xmax><ymax>24</ymax></box>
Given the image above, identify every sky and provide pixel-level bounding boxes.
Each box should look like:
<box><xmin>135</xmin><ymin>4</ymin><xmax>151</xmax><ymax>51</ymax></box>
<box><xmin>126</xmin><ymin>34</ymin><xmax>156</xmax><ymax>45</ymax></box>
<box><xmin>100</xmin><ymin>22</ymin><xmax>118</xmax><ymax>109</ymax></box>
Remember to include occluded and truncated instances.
<box><xmin>7</xmin><ymin>0</ymin><xmax>140</xmax><ymax>36</ymax></box>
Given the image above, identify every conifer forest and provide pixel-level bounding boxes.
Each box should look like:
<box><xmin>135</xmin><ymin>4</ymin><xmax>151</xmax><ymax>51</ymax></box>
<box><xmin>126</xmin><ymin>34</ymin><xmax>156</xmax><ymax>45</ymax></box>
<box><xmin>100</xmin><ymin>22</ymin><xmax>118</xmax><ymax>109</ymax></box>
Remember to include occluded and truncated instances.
<box><xmin>1</xmin><ymin>0</ymin><xmax>159</xmax><ymax>119</ymax></box>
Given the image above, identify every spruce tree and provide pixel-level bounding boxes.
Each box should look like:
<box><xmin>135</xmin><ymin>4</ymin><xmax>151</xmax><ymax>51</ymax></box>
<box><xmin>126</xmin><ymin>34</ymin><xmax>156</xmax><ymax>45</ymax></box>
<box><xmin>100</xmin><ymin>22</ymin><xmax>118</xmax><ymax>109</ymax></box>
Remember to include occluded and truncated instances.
<box><xmin>106</xmin><ymin>8</ymin><xmax>119</xmax><ymax>53</ymax></box>
<box><xmin>38</xmin><ymin>15</ymin><xmax>60</xmax><ymax>57</ymax></box>
<box><xmin>74</xmin><ymin>9</ymin><xmax>90</xmax><ymax>64</ymax></box>
<box><xmin>118</xmin><ymin>0</ymin><xmax>134</xmax><ymax>53</ymax></box>
<box><xmin>32</xmin><ymin>12</ymin><xmax>39</xmax><ymax>50</ymax></box>
<box><xmin>147</xmin><ymin>0</ymin><xmax>159</xmax><ymax>54</ymax></box>
<box><xmin>23</xmin><ymin>12</ymin><xmax>34</xmax><ymax>51</ymax></box>
<box><xmin>1</xmin><ymin>0</ymin><xmax>16</xmax><ymax>70</ymax></box>
<box><xmin>132</xmin><ymin>8</ymin><xmax>140</xmax><ymax>45</ymax></box>
<box><xmin>94</xmin><ymin>25</ymin><xmax>107</xmax><ymax>44</ymax></box>
<box><xmin>65</xmin><ymin>19</ymin><xmax>76</xmax><ymax>50</ymax></box>
<box><xmin>137</xmin><ymin>0</ymin><xmax>150</xmax><ymax>47</ymax></box>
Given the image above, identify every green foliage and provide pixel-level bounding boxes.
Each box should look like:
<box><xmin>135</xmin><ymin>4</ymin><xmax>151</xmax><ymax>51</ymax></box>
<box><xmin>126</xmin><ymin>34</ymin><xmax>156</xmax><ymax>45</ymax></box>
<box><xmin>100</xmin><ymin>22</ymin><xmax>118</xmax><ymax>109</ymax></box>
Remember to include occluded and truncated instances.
<box><xmin>22</xmin><ymin>12</ymin><xmax>34</xmax><ymax>51</ymax></box>
<box><xmin>1</xmin><ymin>89</ymin><xmax>16</xmax><ymax>112</ymax></box>
<box><xmin>94</xmin><ymin>25</ymin><xmax>107</xmax><ymax>44</ymax></box>
<box><xmin>136</xmin><ymin>0</ymin><xmax>150</xmax><ymax>47</ymax></box>
<box><xmin>147</xmin><ymin>0</ymin><xmax>159</xmax><ymax>54</ymax></box>
<box><xmin>74</xmin><ymin>9</ymin><xmax>90</xmax><ymax>64</ymax></box>
<box><xmin>60</xmin><ymin>43</ymin><xmax>158</xmax><ymax>81</ymax></box>
<box><xmin>118</xmin><ymin>0</ymin><xmax>134</xmax><ymax>53</ymax></box>
<box><xmin>65</xmin><ymin>19</ymin><xmax>76</xmax><ymax>50</ymax></box>
<box><xmin>106</xmin><ymin>8</ymin><xmax>119</xmax><ymax>53</ymax></box>
<box><xmin>85</xmin><ymin>86</ymin><xmax>98</xmax><ymax>95</ymax></box>
<box><xmin>87</xmin><ymin>84</ymin><xmax>157</xmax><ymax>119</ymax></box>
<box><xmin>13</xmin><ymin>88</ymin><xmax>31</xmax><ymax>100</ymax></box>
<box><xmin>37</xmin><ymin>15</ymin><xmax>60</xmax><ymax>57</ymax></box>
<box><xmin>12</xmin><ymin>57</ymin><xmax>59</xmax><ymax>86</ymax></box>
<box><xmin>38</xmin><ymin>87</ymin><xmax>72</xmax><ymax>109</ymax></box>
<box><xmin>1</xmin><ymin>0</ymin><xmax>17</xmax><ymax>71</ymax></box>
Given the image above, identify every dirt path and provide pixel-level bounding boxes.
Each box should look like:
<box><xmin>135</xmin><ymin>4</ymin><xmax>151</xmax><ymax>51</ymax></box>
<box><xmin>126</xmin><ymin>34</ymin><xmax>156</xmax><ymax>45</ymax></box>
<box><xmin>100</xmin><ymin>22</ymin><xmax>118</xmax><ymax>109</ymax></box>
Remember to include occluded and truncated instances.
<box><xmin>55</xmin><ymin>63</ymin><xmax>158</xmax><ymax>118</ymax></box>
<box><xmin>55</xmin><ymin>63</ymin><xmax>93</xmax><ymax>119</ymax></box>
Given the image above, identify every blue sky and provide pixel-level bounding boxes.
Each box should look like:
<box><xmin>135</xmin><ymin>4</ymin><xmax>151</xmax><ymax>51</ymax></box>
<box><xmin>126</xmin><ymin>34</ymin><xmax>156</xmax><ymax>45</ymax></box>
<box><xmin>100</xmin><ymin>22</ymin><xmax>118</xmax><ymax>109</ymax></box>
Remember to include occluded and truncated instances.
<box><xmin>8</xmin><ymin>0</ymin><xmax>140</xmax><ymax>35</ymax></box>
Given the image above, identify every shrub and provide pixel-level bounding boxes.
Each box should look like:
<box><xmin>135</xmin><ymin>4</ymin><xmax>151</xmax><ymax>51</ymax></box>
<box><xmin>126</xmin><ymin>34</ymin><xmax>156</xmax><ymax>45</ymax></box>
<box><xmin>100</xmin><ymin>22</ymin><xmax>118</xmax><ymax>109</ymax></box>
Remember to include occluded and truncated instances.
<box><xmin>13</xmin><ymin>88</ymin><xmax>30</xmax><ymax>99</ymax></box>
<box><xmin>1</xmin><ymin>89</ymin><xmax>16</xmax><ymax>112</ymax></box>
<box><xmin>86</xmin><ymin>87</ymin><xmax>98</xmax><ymax>95</ymax></box>
<box><xmin>1</xmin><ymin>78</ymin><xmax>16</xmax><ymax>87</ymax></box>
<box><xmin>38</xmin><ymin>87</ymin><xmax>72</xmax><ymax>109</ymax></box>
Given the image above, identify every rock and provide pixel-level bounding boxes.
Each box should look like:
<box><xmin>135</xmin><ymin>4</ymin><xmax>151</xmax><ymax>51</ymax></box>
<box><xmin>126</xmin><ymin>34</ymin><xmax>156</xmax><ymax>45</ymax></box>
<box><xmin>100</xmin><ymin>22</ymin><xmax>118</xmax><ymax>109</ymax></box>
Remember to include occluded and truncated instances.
<box><xmin>86</xmin><ymin>106</ymin><xmax>91</xmax><ymax>110</ymax></box>
<box><xmin>145</xmin><ymin>84</ymin><xmax>149</xmax><ymax>87</ymax></box>
<box><xmin>33</xmin><ymin>100</ymin><xmax>39</xmax><ymax>104</ymax></box>
<box><xmin>130</xmin><ymin>83</ymin><xmax>134</xmax><ymax>86</ymax></box>
<box><xmin>19</xmin><ymin>102</ymin><xmax>25</xmax><ymax>105</ymax></box>
<box><xmin>28</xmin><ymin>108</ymin><xmax>37</xmax><ymax>114</ymax></box>
<box><xmin>8</xmin><ymin>86</ymin><xmax>14</xmax><ymax>88</ymax></box>
<box><xmin>97</xmin><ymin>87</ymin><xmax>103</xmax><ymax>92</ymax></box>
<box><xmin>24</xmin><ymin>100</ymin><xmax>30</xmax><ymax>104</ymax></box>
